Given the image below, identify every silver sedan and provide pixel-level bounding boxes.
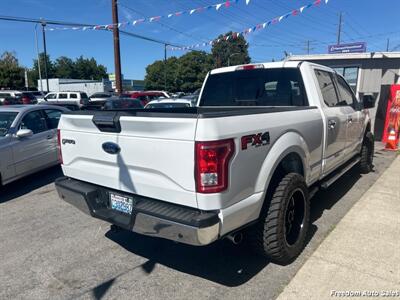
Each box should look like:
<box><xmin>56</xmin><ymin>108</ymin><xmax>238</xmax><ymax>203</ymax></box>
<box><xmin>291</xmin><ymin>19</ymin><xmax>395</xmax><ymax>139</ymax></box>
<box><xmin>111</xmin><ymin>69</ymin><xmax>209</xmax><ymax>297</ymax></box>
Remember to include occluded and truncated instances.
<box><xmin>0</xmin><ymin>105</ymin><xmax>69</xmax><ymax>186</ymax></box>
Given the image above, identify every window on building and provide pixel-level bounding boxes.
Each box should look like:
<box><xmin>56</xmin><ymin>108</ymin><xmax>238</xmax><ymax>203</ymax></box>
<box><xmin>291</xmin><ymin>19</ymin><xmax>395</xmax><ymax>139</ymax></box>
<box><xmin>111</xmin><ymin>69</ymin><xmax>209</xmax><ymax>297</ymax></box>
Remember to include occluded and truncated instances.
<box><xmin>333</xmin><ymin>67</ymin><xmax>359</xmax><ymax>92</ymax></box>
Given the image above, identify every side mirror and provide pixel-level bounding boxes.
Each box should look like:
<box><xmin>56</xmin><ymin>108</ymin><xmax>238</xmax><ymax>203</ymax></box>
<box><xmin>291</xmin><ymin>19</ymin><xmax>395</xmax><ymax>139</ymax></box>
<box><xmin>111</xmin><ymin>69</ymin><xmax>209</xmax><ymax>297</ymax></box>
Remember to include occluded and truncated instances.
<box><xmin>362</xmin><ymin>95</ymin><xmax>375</xmax><ymax>109</ymax></box>
<box><xmin>16</xmin><ymin>129</ymin><xmax>33</xmax><ymax>138</ymax></box>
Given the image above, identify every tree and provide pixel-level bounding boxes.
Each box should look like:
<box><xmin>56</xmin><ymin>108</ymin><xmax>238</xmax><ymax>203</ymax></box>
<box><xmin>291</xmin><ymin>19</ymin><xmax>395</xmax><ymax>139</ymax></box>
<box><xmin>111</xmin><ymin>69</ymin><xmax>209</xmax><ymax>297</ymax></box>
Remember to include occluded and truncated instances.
<box><xmin>74</xmin><ymin>56</ymin><xmax>107</xmax><ymax>80</ymax></box>
<box><xmin>29</xmin><ymin>52</ymin><xmax>55</xmax><ymax>87</ymax></box>
<box><xmin>211</xmin><ymin>31</ymin><xmax>250</xmax><ymax>67</ymax></box>
<box><xmin>175</xmin><ymin>51</ymin><xmax>214</xmax><ymax>93</ymax></box>
<box><xmin>144</xmin><ymin>57</ymin><xmax>179</xmax><ymax>92</ymax></box>
<box><xmin>0</xmin><ymin>51</ymin><xmax>24</xmax><ymax>89</ymax></box>
<box><xmin>54</xmin><ymin>56</ymin><xmax>76</xmax><ymax>78</ymax></box>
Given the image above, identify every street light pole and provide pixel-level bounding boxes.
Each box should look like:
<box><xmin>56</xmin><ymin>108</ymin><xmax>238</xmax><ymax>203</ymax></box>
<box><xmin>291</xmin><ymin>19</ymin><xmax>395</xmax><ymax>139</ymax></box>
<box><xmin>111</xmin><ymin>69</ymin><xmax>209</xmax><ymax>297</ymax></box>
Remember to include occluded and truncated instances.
<box><xmin>111</xmin><ymin>0</ymin><xmax>123</xmax><ymax>95</ymax></box>
<box><xmin>41</xmin><ymin>21</ymin><xmax>49</xmax><ymax>92</ymax></box>
<box><xmin>164</xmin><ymin>43</ymin><xmax>167</xmax><ymax>91</ymax></box>
<box><xmin>34</xmin><ymin>24</ymin><xmax>43</xmax><ymax>93</ymax></box>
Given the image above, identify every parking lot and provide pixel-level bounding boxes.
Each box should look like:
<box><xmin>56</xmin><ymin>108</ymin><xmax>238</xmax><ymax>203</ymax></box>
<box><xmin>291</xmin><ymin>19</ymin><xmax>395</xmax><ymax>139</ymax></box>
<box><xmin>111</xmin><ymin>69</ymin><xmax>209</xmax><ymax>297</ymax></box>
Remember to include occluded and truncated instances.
<box><xmin>0</xmin><ymin>145</ymin><xmax>396</xmax><ymax>300</ymax></box>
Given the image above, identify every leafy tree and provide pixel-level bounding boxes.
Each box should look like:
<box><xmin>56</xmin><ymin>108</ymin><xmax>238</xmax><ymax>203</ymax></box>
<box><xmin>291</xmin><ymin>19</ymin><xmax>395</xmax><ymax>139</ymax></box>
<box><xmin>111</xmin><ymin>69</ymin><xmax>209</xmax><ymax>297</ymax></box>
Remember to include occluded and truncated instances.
<box><xmin>74</xmin><ymin>56</ymin><xmax>107</xmax><ymax>80</ymax></box>
<box><xmin>211</xmin><ymin>31</ymin><xmax>250</xmax><ymax>67</ymax></box>
<box><xmin>144</xmin><ymin>57</ymin><xmax>179</xmax><ymax>92</ymax></box>
<box><xmin>54</xmin><ymin>56</ymin><xmax>76</xmax><ymax>78</ymax></box>
<box><xmin>29</xmin><ymin>52</ymin><xmax>55</xmax><ymax>87</ymax></box>
<box><xmin>175</xmin><ymin>51</ymin><xmax>214</xmax><ymax>93</ymax></box>
<box><xmin>0</xmin><ymin>51</ymin><xmax>24</xmax><ymax>89</ymax></box>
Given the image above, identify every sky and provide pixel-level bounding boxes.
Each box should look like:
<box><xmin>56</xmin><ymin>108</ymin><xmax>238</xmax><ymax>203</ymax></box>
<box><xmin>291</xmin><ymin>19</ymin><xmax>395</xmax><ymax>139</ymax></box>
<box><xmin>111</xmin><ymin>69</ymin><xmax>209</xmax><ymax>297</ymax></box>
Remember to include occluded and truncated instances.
<box><xmin>1</xmin><ymin>0</ymin><xmax>399</xmax><ymax>80</ymax></box>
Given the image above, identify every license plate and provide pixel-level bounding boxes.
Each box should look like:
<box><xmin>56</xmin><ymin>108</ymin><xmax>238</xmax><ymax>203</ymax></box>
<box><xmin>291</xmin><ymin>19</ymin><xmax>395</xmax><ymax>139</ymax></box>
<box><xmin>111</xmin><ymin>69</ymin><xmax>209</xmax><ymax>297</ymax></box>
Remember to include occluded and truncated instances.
<box><xmin>110</xmin><ymin>193</ymin><xmax>133</xmax><ymax>215</ymax></box>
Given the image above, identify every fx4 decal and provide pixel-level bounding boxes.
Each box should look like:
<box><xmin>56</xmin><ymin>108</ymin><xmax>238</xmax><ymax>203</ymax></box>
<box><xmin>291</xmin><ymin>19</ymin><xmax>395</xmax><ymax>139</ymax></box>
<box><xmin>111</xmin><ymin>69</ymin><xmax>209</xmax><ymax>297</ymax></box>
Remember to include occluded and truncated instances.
<box><xmin>241</xmin><ymin>132</ymin><xmax>270</xmax><ymax>150</ymax></box>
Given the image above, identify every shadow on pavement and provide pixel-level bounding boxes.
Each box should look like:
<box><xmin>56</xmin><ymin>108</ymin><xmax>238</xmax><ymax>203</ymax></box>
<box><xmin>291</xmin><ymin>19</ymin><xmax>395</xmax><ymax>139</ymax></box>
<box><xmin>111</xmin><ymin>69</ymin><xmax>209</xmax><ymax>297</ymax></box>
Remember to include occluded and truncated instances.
<box><xmin>0</xmin><ymin>165</ymin><xmax>62</xmax><ymax>204</ymax></box>
<box><xmin>106</xmin><ymin>229</ymin><xmax>269</xmax><ymax>287</ymax></box>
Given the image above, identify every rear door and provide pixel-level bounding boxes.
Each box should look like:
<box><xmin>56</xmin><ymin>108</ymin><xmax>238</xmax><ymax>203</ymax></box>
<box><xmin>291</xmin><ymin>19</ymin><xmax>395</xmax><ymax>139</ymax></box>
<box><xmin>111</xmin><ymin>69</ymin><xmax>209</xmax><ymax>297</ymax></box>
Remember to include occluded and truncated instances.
<box><xmin>12</xmin><ymin>110</ymin><xmax>54</xmax><ymax>175</ymax></box>
<box><xmin>314</xmin><ymin>69</ymin><xmax>348</xmax><ymax>175</ymax></box>
<box><xmin>43</xmin><ymin>109</ymin><xmax>64</xmax><ymax>162</ymax></box>
<box><xmin>334</xmin><ymin>74</ymin><xmax>364</xmax><ymax>158</ymax></box>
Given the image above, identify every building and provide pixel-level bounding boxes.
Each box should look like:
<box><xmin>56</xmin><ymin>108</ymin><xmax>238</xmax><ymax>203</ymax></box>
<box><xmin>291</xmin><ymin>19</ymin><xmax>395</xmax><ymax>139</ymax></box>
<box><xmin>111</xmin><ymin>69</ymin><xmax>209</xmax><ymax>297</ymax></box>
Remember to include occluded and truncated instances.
<box><xmin>38</xmin><ymin>78</ymin><xmax>112</xmax><ymax>95</ymax></box>
<box><xmin>288</xmin><ymin>52</ymin><xmax>400</xmax><ymax>140</ymax></box>
<box><xmin>38</xmin><ymin>77</ymin><xmax>145</xmax><ymax>95</ymax></box>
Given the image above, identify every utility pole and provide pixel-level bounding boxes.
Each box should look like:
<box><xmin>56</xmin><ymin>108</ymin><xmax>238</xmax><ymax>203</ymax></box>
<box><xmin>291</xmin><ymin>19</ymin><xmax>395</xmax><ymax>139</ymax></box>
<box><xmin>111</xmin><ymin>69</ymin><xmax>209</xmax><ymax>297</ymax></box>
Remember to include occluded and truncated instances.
<box><xmin>41</xmin><ymin>21</ymin><xmax>49</xmax><ymax>92</ymax></box>
<box><xmin>34</xmin><ymin>24</ymin><xmax>43</xmax><ymax>92</ymax></box>
<box><xmin>164</xmin><ymin>44</ymin><xmax>167</xmax><ymax>91</ymax></box>
<box><xmin>304</xmin><ymin>40</ymin><xmax>315</xmax><ymax>55</ymax></box>
<box><xmin>111</xmin><ymin>0</ymin><xmax>122</xmax><ymax>95</ymax></box>
<box><xmin>337</xmin><ymin>12</ymin><xmax>342</xmax><ymax>45</ymax></box>
<box><xmin>386</xmin><ymin>38</ymin><xmax>390</xmax><ymax>52</ymax></box>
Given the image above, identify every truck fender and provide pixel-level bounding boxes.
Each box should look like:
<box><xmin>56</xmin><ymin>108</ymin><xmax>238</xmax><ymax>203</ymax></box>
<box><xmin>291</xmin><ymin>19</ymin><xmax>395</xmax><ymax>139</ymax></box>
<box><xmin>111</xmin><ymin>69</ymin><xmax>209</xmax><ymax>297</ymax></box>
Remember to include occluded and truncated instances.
<box><xmin>254</xmin><ymin>131</ymin><xmax>311</xmax><ymax>214</ymax></box>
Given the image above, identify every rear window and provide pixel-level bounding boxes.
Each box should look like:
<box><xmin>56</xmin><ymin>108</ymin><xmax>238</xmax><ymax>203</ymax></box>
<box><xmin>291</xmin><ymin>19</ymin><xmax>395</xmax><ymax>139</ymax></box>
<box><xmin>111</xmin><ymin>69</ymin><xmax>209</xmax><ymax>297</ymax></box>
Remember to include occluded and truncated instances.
<box><xmin>200</xmin><ymin>68</ymin><xmax>308</xmax><ymax>107</ymax></box>
<box><xmin>69</xmin><ymin>93</ymin><xmax>78</xmax><ymax>99</ymax></box>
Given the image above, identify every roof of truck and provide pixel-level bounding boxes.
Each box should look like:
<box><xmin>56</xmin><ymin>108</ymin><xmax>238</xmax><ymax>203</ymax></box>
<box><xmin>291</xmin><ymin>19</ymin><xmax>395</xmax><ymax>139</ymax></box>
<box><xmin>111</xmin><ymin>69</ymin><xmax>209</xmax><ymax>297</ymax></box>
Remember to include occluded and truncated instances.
<box><xmin>210</xmin><ymin>61</ymin><xmax>303</xmax><ymax>75</ymax></box>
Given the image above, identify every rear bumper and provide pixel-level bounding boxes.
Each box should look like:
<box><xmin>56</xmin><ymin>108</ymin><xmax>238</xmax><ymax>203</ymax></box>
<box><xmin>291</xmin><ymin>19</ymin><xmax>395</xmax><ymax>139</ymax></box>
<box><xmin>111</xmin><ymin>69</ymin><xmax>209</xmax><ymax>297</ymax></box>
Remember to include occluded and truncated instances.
<box><xmin>55</xmin><ymin>177</ymin><xmax>220</xmax><ymax>246</ymax></box>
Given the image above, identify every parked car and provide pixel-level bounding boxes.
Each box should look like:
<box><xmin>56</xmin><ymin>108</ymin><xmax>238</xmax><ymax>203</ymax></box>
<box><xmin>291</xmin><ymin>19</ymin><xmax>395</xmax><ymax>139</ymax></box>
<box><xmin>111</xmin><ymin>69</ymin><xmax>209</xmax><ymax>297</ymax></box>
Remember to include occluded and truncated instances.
<box><xmin>182</xmin><ymin>89</ymin><xmax>200</xmax><ymax>106</ymax></box>
<box><xmin>90</xmin><ymin>92</ymin><xmax>114</xmax><ymax>102</ymax></box>
<box><xmin>44</xmin><ymin>92</ymin><xmax>90</xmax><ymax>106</ymax></box>
<box><xmin>145</xmin><ymin>99</ymin><xmax>192</xmax><ymax>108</ymax></box>
<box><xmin>0</xmin><ymin>91</ymin><xmax>22</xmax><ymax>105</ymax></box>
<box><xmin>39</xmin><ymin>101</ymin><xmax>80</xmax><ymax>111</ymax></box>
<box><xmin>0</xmin><ymin>96</ymin><xmax>22</xmax><ymax>106</ymax></box>
<box><xmin>55</xmin><ymin>61</ymin><xmax>375</xmax><ymax>265</ymax></box>
<box><xmin>103</xmin><ymin>98</ymin><xmax>143</xmax><ymax>110</ymax></box>
<box><xmin>129</xmin><ymin>91</ymin><xmax>170</xmax><ymax>106</ymax></box>
<box><xmin>0</xmin><ymin>105</ymin><xmax>68</xmax><ymax>186</ymax></box>
<box><xmin>17</xmin><ymin>92</ymin><xmax>38</xmax><ymax>104</ymax></box>
<box><xmin>27</xmin><ymin>91</ymin><xmax>46</xmax><ymax>103</ymax></box>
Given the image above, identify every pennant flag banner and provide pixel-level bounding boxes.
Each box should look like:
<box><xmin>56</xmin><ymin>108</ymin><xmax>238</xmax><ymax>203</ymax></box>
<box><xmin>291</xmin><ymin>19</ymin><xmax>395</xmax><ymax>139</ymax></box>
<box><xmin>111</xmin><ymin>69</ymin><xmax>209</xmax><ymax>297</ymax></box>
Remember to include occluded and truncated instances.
<box><xmin>169</xmin><ymin>0</ymin><xmax>329</xmax><ymax>51</ymax></box>
<box><xmin>46</xmin><ymin>0</ymin><xmax>251</xmax><ymax>32</ymax></box>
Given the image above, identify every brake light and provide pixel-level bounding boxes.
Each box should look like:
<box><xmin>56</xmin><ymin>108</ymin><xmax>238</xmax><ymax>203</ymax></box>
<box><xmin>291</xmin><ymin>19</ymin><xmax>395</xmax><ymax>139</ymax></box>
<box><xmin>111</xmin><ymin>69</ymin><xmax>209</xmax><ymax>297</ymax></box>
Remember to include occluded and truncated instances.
<box><xmin>57</xmin><ymin>129</ymin><xmax>63</xmax><ymax>164</ymax></box>
<box><xmin>235</xmin><ymin>64</ymin><xmax>264</xmax><ymax>71</ymax></box>
<box><xmin>195</xmin><ymin>139</ymin><xmax>235</xmax><ymax>193</ymax></box>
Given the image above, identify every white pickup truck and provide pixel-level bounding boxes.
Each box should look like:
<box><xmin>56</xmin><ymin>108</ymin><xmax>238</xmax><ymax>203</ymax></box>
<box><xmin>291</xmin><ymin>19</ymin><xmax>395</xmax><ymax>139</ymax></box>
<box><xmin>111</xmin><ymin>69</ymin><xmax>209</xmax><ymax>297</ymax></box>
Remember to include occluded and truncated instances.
<box><xmin>55</xmin><ymin>61</ymin><xmax>375</xmax><ymax>264</ymax></box>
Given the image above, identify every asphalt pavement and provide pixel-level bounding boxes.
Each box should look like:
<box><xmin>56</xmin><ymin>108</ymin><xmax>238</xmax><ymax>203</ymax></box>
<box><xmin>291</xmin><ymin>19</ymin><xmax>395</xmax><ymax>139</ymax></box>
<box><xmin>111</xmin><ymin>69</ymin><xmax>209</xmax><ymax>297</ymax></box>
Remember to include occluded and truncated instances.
<box><xmin>0</xmin><ymin>143</ymin><xmax>397</xmax><ymax>300</ymax></box>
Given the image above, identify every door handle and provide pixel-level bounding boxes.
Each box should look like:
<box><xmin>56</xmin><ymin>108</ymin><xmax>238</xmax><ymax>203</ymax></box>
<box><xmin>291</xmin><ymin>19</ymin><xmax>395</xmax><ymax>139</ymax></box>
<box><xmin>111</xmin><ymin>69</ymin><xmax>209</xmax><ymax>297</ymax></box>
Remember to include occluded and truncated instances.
<box><xmin>347</xmin><ymin>117</ymin><xmax>353</xmax><ymax>123</ymax></box>
<box><xmin>47</xmin><ymin>135</ymin><xmax>53</xmax><ymax>139</ymax></box>
<box><xmin>328</xmin><ymin>120</ymin><xmax>336</xmax><ymax>129</ymax></box>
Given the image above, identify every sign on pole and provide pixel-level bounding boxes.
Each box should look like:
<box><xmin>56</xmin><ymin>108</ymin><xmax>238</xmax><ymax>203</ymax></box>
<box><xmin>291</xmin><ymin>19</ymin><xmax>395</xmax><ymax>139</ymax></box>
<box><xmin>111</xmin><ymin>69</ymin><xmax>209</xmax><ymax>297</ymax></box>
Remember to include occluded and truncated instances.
<box><xmin>328</xmin><ymin>42</ymin><xmax>367</xmax><ymax>54</ymax></box>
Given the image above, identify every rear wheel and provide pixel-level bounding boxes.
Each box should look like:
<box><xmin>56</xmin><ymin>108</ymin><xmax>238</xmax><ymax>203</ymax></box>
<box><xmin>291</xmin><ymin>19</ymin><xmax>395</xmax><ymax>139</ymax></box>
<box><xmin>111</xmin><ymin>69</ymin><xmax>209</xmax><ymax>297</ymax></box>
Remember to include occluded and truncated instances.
<box><xmin>360</xmin><ymin>132</ymin><xmax>374</xmax><ymax>174</ymax></box>
<box><xmin>249</xmin><ymin>173</ymin><xmax>310</xmax><ymax>265</ymax></box>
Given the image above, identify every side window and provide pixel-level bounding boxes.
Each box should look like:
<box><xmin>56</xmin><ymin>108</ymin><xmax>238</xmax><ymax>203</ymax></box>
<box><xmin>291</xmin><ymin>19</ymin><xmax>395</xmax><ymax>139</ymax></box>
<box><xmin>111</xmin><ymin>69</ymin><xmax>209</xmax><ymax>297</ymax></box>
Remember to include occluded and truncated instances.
<box><xmin>19</xmin><ymin>111</ymin><xmax>47</xmax><ymax>134</ymax></box>
<box><xmin>70</xmin><ymin>93</ymin><xmax>77</xmax><ymax>99</ymax></box>
<box><xmin>315</xmin><ymin>69</ymin><xmax>339</xmax><ymax>107</ymax></box>
<box><xmin>44</xmin><ymin>109</ymin><xmax>62</xmax><ymax>129</ymax></box>
<box><xmin>59</xmin><ymin>93</ymin><xmax>68</xmax><ymax>99</ymax></box>
<box><xmin>46</xmin><ymin>93</ymin><xmax>56</xmax><ymax>100</ymax></box>
<box><xmin>336</xmin><ymin>75</ymin><xmax>358</xmax><ymax>108</ymax></box>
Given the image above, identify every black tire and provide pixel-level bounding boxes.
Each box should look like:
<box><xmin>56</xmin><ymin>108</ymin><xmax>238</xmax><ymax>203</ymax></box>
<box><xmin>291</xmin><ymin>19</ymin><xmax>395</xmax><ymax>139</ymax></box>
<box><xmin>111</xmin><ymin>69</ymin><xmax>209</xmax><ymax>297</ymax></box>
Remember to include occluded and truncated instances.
<box><xmin>249</xmin><ymin>173</ymin><xmax>310</xmax><ymax>265</ymax></box>
<box><xmin>360</xmin><ymin>132</ymin><xmax>374</xmax><ymax>174</ymax></box>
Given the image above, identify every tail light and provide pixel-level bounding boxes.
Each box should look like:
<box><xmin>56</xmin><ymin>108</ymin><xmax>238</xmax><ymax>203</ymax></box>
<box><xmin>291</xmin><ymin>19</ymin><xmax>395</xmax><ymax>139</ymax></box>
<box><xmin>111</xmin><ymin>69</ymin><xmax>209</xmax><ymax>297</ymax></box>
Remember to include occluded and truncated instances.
<box><xmin>57</xmin><ymin>129</ymin><xmax>63</xmax><ymax>164</ymax></box>
<box><xmin>236</xmin><ymin>64</ymin><xmax>264</xmax><ymax>71</ymax></box>
<box><xmin>195</xmin><ymin>139</ymin><xmax>235</xmax><ymax>193</ymax></box>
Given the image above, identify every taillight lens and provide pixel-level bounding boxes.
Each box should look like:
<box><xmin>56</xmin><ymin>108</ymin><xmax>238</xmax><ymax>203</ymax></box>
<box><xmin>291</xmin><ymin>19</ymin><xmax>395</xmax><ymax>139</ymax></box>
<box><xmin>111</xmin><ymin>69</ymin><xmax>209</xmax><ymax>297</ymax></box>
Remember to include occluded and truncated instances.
<box><xmin>195</xmin><ymin>139</ymin><xmax>235</xmax><ymax>193</ymax></box>
<box><xmin>57</xmin><ymin>129</ymin><xmax>63</xmax><ymax>164</ymax></box>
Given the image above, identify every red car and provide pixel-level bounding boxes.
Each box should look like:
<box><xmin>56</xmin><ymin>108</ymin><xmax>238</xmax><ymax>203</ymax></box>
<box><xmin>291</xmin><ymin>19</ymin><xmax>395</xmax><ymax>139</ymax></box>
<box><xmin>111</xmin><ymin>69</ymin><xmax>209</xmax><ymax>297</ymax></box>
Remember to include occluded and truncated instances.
<box><xmin>128</xmin><ymin>91</ymin><xmax>170</xmax><ymax>106</ymax></box>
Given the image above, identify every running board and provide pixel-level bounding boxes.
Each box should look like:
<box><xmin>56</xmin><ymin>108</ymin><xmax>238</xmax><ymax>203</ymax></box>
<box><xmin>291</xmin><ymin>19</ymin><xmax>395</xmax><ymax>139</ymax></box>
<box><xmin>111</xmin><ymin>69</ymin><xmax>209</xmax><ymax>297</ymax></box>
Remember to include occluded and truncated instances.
<box><xmin>320</xmin><ymin>157</ymin><xmax>361</xmax><ymax>190</ymax></box>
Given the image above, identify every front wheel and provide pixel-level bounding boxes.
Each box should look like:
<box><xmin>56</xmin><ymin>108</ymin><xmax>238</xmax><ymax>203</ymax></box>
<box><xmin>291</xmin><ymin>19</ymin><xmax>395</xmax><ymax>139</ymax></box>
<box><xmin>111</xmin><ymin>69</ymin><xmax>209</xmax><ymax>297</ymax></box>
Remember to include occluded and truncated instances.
<box><xmin>249</xmin><ymin>173</ymin><xmax>310</xmax><ymax>265</ymax></box>
<box><xmin>360</xmin><ymin>132</ymin><xmax>374</xmax><ymax>174</ymax></box>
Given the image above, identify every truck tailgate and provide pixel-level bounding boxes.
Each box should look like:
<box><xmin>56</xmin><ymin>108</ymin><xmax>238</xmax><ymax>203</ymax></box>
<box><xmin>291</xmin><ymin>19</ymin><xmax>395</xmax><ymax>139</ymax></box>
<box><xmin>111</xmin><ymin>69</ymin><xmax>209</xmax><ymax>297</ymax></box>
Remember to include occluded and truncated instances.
<box><xmin>59</xmin><ymin>113</ymin><xmax>198</xmax><ymax>208</ymax></box>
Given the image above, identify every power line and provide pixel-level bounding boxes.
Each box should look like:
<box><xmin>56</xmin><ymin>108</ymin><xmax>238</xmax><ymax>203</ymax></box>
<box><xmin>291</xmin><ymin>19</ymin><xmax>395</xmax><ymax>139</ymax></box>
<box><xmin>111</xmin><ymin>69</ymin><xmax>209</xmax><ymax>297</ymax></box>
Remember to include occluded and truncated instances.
<box><xmin>0</xmin><ymin>14</ymin><xmax>182</xmax><ymax>47</ymax></box>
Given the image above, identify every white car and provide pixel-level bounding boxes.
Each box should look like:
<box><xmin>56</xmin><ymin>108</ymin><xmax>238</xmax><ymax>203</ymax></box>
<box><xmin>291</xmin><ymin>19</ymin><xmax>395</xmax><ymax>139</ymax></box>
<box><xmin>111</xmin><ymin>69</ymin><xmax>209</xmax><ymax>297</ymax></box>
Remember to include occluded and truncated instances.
<box><xmin>145</xmin><ymin>99</ymin><xmax>192</xmax><ymax>108</ymax></box>
<box><xmin>0</xmin><ymin>105</ymin><xmax>68</xmax><ymax>186</ymax></box>
<box><xmin>44</xmin><ymin>92</ymin><xmax>89</xmax><ymax>106</ymax></box>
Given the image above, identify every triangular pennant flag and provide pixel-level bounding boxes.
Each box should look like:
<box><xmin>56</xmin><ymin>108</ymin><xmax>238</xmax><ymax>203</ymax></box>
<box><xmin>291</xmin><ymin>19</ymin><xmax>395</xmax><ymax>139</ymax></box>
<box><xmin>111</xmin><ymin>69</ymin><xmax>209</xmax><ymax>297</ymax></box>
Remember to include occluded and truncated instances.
<box><xmin>300</xmin><ymin>6</ymin><xmax>306</xmax><ymax>13</ymax></box>
<box><xmin>190</xmin><ymin>9</ymin><xmax>196</xmax><ymax>14</ymax></box>
<box><xmin>168</xmin><ymin>14</ymin><xmax>173</xmax><ymax>18</ymax></box>
<box><xmin>216</xmin><ymin>4</ymin><xmax>223</xmax><ymax>10</ymax></box>
<box><xmin>225</xmin><ymin>1</ymin><xmax>230</xmax><ymax>8</ymax></box>
<box><xmin>246</xmin><ymin>0</ymin><xmax>250</xmax><ymax>4</ymax></box>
